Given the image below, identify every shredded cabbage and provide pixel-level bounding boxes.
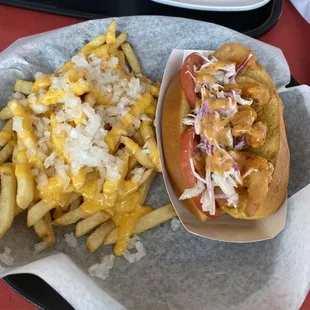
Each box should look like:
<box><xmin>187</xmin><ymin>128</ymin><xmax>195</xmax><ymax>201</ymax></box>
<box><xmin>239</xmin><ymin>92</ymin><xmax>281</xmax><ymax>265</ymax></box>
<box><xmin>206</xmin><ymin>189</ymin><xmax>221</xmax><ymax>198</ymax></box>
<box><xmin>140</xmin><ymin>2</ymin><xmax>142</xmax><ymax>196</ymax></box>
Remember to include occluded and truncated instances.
<box><xmin>212</xmin><ymin>170</ymin><xmax>240</xmax><ymax>209</ymax></box>
<box><xmin>198</xmin><ymin>136</ymin><xmax>212</xmax><ymax>155</ymax></box>
<box><xmin>227</xmin><ymin>192</ymin><xmax>239</xmax><ymax>209</ymax></box>
<box><xmin>205</xmin><ymin>171</ymin><xmax>215</xmax><ymax>213</ymax></box>
<box><xmin>214</xmin><ymin>193</ymin><xmax>227</xmax><ymax>199</ymax></box>
<box><xmin>224</xmin><ymin>167</ymin><xmax>243</xmax><ymax>186</ymax></box>
<box><xmin>194</xmin><ymin>101</ymin><xmax>209</xmax><ymax>135</ymax></box>
<box><xmin>185</xmin><ymin>70</ymin><xmax>196</xmax><ymax>82</ymax></box>
<box><xmin>182</xmin><ymin>114</ymin><xmax>196</xmax><ymax>126</ymax></box>
<box><xmin>229</xmin><ymin>53</ymin><xmax>253</xmax><ymax>81</ymax></box>
<box><xmin>236</xmin><ymin>53</ymin><xmax>253</xmax><ymax>74</ymax></box>
<box><xmin>197</xmin><ymin>142</ymin><xmax>207</xmax><ymax>154</ymax></box>
<box><xmin>197</xmin><ymin>54</ymin><xmax>218</xmax><ymax>70</ymax></box>
<box><xmin>234</xmin><ymin>136</ymin><xmax>246</xmax><ymax>150</ymax></box>
<box><xmin>212</xmin><ymin>71</ymin><xmax>229</xmax><ymax>85</ymax></box>
<box><xmin>216</xmin><ymin>91</ymin><xmax>227</xmax><ymax>99</ymax></box>
<box><xmin>200</xmin><ymin>186</ymin><xmax>215</xmax><ymax>215</ymax></box>
<box><xmin>212</xmin><ymin>172</ymin><xmax>236</xmax><ymax>198</ymax></box>
<box><xmin>230</xmin><ymin>89</ymin><xmax>253</xmax><ymax>106</ymax></box>
<box><xmin>180</xmin><ymin>181</ymin><xmax>205</xmax><ymax>200</ymax></box>
<box><xmin>225</xmin><ymin>129</ymin><xmax>234</xmax><ymax>149</ymax></box>
<box><xmin>189</xmin><ymin>158</ymin><xmax>207</xmax><ymax>184</ymax></box>
<box><xmin>222</xmin><ymin>63</ymin><xmax>236</xmax><ymax>81</ymax></box>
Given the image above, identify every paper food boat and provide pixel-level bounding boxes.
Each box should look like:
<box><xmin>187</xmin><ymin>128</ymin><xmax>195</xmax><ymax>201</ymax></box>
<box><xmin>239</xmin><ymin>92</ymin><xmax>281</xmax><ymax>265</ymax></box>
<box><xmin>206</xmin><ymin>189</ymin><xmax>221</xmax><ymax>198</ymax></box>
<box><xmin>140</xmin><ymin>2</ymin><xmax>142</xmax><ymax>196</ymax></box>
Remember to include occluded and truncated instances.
<box><xmin>156</xmin><ymin>49</ymin><xmax>287</xmax><ymax>242</ymax></box>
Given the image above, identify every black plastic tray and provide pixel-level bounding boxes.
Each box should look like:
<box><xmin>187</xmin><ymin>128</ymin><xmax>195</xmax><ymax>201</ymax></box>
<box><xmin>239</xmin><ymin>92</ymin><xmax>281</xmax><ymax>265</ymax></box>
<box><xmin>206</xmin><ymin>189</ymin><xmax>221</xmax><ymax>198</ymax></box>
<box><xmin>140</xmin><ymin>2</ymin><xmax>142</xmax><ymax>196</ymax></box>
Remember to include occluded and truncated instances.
<box><xmin>0</xmin><ymin>1</ymin><xmax>289</xmax><ymax>308</ymax></box>
<box><xmin>0</xmin><ymin>0</ymin><xmax>283</xmax><ymax>37</ymax></box>
<box><xmin>4</xmin><ymin>275</ymin><xmax>73</xmax><ymax>310</ymax></box>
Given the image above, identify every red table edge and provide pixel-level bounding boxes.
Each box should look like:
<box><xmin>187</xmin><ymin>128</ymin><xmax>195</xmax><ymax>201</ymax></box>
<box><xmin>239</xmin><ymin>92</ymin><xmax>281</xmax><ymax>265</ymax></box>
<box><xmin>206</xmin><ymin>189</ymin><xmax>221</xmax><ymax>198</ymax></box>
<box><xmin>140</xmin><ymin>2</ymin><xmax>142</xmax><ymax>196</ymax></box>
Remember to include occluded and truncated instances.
<box><xmin>0</xmin><ymin>1</ymin><xmax>309</xmax><ymax>310</ymax></box>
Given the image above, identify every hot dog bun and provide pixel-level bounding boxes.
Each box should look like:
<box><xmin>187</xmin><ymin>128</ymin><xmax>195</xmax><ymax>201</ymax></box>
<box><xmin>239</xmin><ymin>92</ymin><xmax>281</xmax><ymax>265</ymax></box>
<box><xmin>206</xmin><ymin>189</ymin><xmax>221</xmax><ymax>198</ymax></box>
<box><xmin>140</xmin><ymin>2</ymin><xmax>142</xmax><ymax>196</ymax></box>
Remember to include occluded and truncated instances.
<box><xmin>162</xmin><ymin>44</ymin><xmax>289</xmax><ymax>220</ymax></box>
<box><xmin>162</xmin><ymin>73</ymin><xmax>208</xmax><ymax>221</ymax></box>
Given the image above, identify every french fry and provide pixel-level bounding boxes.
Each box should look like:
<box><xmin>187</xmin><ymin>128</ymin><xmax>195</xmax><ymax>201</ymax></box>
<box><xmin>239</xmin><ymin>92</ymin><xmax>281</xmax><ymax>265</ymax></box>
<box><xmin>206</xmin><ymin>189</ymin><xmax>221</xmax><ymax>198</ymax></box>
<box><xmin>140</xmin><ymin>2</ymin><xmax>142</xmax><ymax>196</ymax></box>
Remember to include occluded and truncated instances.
<box><xmin>0</xmin><ymin>140</ymin><xmax>15</xmax><ymax>164</ymax></box>
<box><xmin>14</xmin><ymin>79</ymin><xmax>33</xmax><ymax>95</ymax></box>
<box><xmin>40</xmin><ymin>89</ymin><xmax>65</xmax><ymax>105</ymax></box>
<box><xmin>11</xmin><ymin>131</ymin><xmax>17</xmax><ymax>142</ymax></box>
<box><xmin>55</xmin><ymin>61</ymin><xmax>74</xmax><ymax>76</ymax></box>
<box><xmin>86</xmin><ymin>220</ymin><xmax>115</xmax><ymax>253</ymax></box>
<box><xmin>115</xmin><ymin>32</ymin><xmax>128</xmax><ymax>48</ymax></box>
<box><xmin>115</xmin><ymin>191</ymin><xmax>142</xmax><ymax>214</ymax></box>
<box><xmin>33</xmin><ymin>217</ymin><xmax>50</xmax><ymax>238</ymax></box>
<box><xmin>117</xmin><ymin>169</ymin><xmax>154</xmax><ymax>201</ymax></box>
<box><xmin>113</xmin><ymin>205</ymin><xmax>152</xmax><ymax>256</ymax></box>
<box><xmin>75</xmin><ymin>210</ymin><xmax>111</xmax><ymax>237</ymax></box>
<box><xmin>106</xmin><ymin>20</ymin><xmax>116</xmax><ymax>44</ymax></box>
<box><xmin>52</xmin><ymin>208</ymin><xmax>66</xmax><ymax>220</ymax></box>
<box><xmin>0</xmin><ymin>119</ymin><xmax>13</xmax><ymax>146</ymax></box>
<box><xmin>104</xmin><ymin>122</ymin><xmax>126</xmax><ymax>153</ymax></box>
<box><xmin>132</xmin><ymin>130</ymin><xmax>144</xmax><ymax>147</ymax></box>
<box><xmin>144</xmin><ymin>139</ymin><xmax>161</xmax><ymax>172</ymax></box>
<box><xmin>39</xmin><ymin>176</ymin><xmax>79</xmax><ymax>208</ymax></box>
<box><xmin>121</xmin><ymin>43</ymin><xmax>141</xmax><ymax>75</ymax></box>
<box><xmin>140</xmin><ymin>121</ymin><xmax>155</xmax><ymax>141</ymax></box>
<box><xmin>67</xmin><ymin>68</ymin><xmax>87</xmax><ymax>83</ymax></box>
<box><xmin>104</xmin><ymin>204</ymin><xmax>176</xmax><ymax>245</ymax></box>
<box><xmin>0</xmin><ymin>164</ymin><xmax>17</xmax><ymax>238</ymax></box>
<box><xmin>14</xmin><ymin>204</ymin><xmax>23</xmax><ymax>217</ymax></box>
<box><xmin>144</xmin><ymin>99</ymin><xmax>156</xmax><ymax>119</ymax></box>
<box><xmin>120</xmin><ymin>136</ymin><xmax>154</xmax><ymax>169</ymax></box>
<box><xmin>44</xmin><ymin>212</ymin><xmax>53</xmax><ymax>230</ymax></box>
<box><xmin>32</xmin><ymin>74</ymin><xmax>52</xmax><ymax>93</ymax></box>
<box><xmin>52</xmin><ymin>207</ymin><xmax>89</xmax><ymax>226</ymax></box>
<box><xmin>79</xmin><ymin>34</ymin><xmax>106</xmax><ymax>56</ymax></box>
<box><xmin>102</xmin><ymin>155</ymin><xmax>129</xmax><ymax>207</ymax></box>
<box><xmin>58</xmin><ymin>192</ymin><xmax>81</xmax><ymax>209</ymax></box>
<box><xmin>128</xmin><ymin>155</ymin><xmax>138</xmax><ymax>172</ymax></box>
<box><xmin>15</xmin><ymin>150</ymin><xmax>34</xmax><ymax>210</ymax></box>
<box><xmin>8</xmin><ymin>99</ymin><xmax>44</xmax><ymax>170</ymax></box>
<box><xmin>70</xmin><ymin>196</ymin><xmax>83</xmax><ymax>211</ymax></box>
<box><xmin>15</xmin><ymin>165</ymin><xmax>34</xmax><ymax>209</ymax></box>
<box><xmin>115</xmin><ymin>50</ymin><xmax>126</xmax><ymax>70</ymax></box>
<box><xmin>33</xmin><ymin>187</ymin><xmax>41</xmax><ymax>203</ymax></box>
<box><xmin>72</xmin><ymin>79</ymin><xmax>91</xmax><ymax>96</ymax></box>
<box><xmin>33</xmin><ymin>212</ymin><xmax>56</xmax><ymax>247</ymax></box>
<box><xmin>27</xmin><ymin>200</ymin><xmax>54</xmax><ymax>227</ymax></box>
<box><xmin>92</xmin><ymin>44</ymin><xmax>110</xmax><ymax>58</ymax></box>
<box><xmin>107</xmin><ymin>44</ymin><xmax>118</xmax><ymax>57</ymax></box>
<box><xmin>128</xmin><ymin>94</ymin><xmax>154</xmax><ymax>119</ymax></box>
<box><xmin>105</xmin><ymin>93</ymin><xmax>153</xmax><ymax>153</ymax></box>
<box><xmin>139</xmin><ymin>121</ymin><xmax>161</xmax><ymax>171</ymax></box>
<box><xmin>12</xmin><ymin>145</ymin><xmax>18</xmax><ymax>164</ymax></box>
<box><xmin>62</xmin><ymin>61</ymin><xmax>74</xmax><ymax>71</ymax></box>
<box><xmin>0</xmin><ymin>25</ymin><xmax>163</xmax><ymax>256</ymax></box>
<box><xmin>138</xmin><ymin>171</ymin><xmax>157</xmax><ymax>205</ymax></box>
<box><xmin>0</xmin><ymin>106</ymin><xmax>13</xmax><ymax>120</ymax></box>
<box><xmin>150</xmin><ymin>85</ymin><xmax>160</xmax><ymax>98</ymax></box>
<box><xmin>136</xmin><ymin>74</ymin><xmax>152</xmax><ymax>85</ymax></box>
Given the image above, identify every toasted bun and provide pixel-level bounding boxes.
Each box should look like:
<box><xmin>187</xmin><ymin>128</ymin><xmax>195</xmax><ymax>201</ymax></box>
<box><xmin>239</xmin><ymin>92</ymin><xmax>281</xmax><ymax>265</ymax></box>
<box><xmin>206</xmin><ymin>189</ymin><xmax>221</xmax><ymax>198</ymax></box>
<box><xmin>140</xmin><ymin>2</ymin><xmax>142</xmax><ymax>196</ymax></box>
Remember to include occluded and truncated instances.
<box><xmin>162</xmin><ymin>45</ymin><xmax>289</xmax><ymax>220</ymax></box>
<box><xmin>162</xmin><ymin>73</ymin><xmax>208</xmax><ymax>221</ymax></box>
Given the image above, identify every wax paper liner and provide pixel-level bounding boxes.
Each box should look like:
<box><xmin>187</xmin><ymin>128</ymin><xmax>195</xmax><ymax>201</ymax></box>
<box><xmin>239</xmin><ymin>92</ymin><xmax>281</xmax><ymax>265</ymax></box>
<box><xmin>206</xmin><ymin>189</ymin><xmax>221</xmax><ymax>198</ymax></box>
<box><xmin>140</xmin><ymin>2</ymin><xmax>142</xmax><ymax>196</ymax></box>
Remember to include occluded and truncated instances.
<box><xmin>0</xmin><ymin>16</ymin><xmax>308</xmax><ymax>310</ymax></box>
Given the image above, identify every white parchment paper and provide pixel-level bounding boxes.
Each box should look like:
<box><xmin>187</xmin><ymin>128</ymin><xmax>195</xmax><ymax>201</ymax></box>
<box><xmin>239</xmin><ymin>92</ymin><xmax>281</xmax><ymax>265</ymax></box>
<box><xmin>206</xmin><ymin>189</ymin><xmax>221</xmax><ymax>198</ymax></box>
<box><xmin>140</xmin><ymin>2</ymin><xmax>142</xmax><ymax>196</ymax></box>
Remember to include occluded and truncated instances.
<box><xmin>290</xmin><ymin>0</ymin><xmax>310</xmax><ymax>22</ymax></box>
<box><xmin>0</xmin><ymin>17</ymin><xmax>309</xmax><ymax>310</ymax></box>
